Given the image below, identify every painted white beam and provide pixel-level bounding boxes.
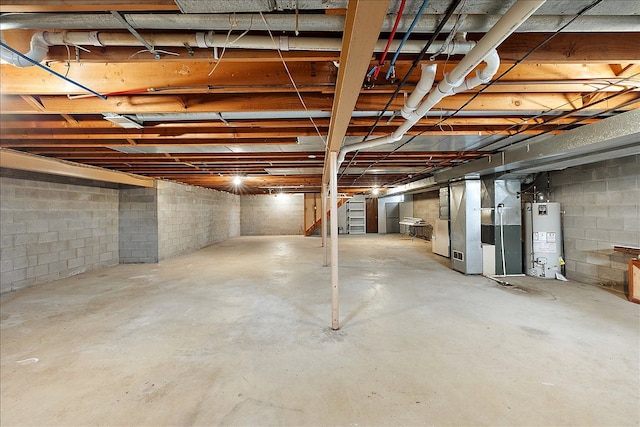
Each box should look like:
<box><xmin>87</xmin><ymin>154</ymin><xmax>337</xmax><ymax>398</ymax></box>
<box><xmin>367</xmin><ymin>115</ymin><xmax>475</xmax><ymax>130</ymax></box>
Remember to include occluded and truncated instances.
<box><xmin>322</xmin><ymin>0</ymin><xmax>390</xmax><ymax>185</ymax></box>
<box><xmin>329</xmin><ymin>151</ymin><xmax>339</xmax><ymax>330</ymax></box>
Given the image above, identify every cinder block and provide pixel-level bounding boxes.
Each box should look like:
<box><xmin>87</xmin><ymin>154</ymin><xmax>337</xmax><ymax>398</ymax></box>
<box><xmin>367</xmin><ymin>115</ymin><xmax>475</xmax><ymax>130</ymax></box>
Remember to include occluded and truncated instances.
<box><xmin>596</xmin><ymin>217</ymin><xmax>623</xmax><ymax>231</ymax></box>
<box><xmin>70</xmin><ymin>239</ymin><xmax>85</xmax><ymax>249</ymax></box>
<box><xmin>609</xmin><ymin>230</ymin><xmax>639</xmax><ymax>246</ymax></box>
<box><xmin>84</xmin><ymin>254</ymin><xmax>99</xmax><ymax>265</ymax></box>
<box><xmin>12</xmin><ymin>256</ymin><xmax>29</xmax><ymax>270</ymax></box>
<box><xmin>611</xmin><ymin>205</ymin><xmax>638</xmax><ymax>218</ymax></box>
<box><xmin>595</xmin><ymin>192</ymin><xmax>623</xmax><ymax>206</ymax></box>
<box><xmin>623</xmin><ymin>218</ymin><xmax>640</xmax><ymax>232</ymax></box>
<box><xmin>597</xmin><ymin>265</ymin><xmax>625</xmax><ymax>283</ymax></box>
<box><xmin>574</xmin><ymin>261</ymin><xmax>599</xmax><ymax>277</ymax></box>
<box><xmin>99</xmin><ymin>252</ymin><xmax>113</xmax><ymax>262</ymax></box>
<box><xmin>48</xmin><ymin>260</ymin><xmax>68</xmax><ymax>274</ymax></box>
<box><xmin>607</xmin><ymin>177</ymin><xmax>636</xmax><ymax>191</ymax></box>
<box><xmin>68</xmin><ymin>257</ymin><xmax>85</xmax><ymax>269</ymax></box>
<box><xmin>38</xmin><ymin>231</ymin><xmax>59</xmax><ymax>244</ymax></box>
<box><xmin>26</xmin><ymin>264</ymin><xmax>48</xmax><ymax>278</ymax></box>
<box><xmin>0</xmin><ymin>234</ymin><xmax>15</xmax><ymax>247</ymax></box>
<box><xmin>38</xmin><ymin>252</ymin><xmax>59</xmax><ymax>265</ymax></box>
<box><xmin>2</xmin><ymin>268</ymin><xmax>27</xmax><ymax>283</ymax></box>
<box><xmin>1</xmin><ymin>258</ymin><xmax>13</xmax><ymax>273</ymax></box>
<box><xmin>564</xmin><ymin>227</ymin><xmax>586</xmax><ymax>239</ymax></box>
<box><xmin>585</xmin><ymin>229</ymin><xmax>610</xmax><ymax>242</ymax></box>
<box><xmin>59</xmin><ymin>249</ymin><xmax>76</xmax><ymax>261</ymax></box>
<box><xmin>573</xmin><ymin>216</ymin><xmax>597</xmax><ymax>229</ymax></box>
<box><xmin>1</xmin><ymin>222</ymin><xmax>26</xmax><ymax>235</ymax></box>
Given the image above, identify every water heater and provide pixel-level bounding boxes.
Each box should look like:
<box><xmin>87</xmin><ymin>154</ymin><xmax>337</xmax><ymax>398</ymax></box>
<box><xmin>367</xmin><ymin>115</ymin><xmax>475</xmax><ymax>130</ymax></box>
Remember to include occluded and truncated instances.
<box><xmin>524</xmin><ymin>202</ymin><xmax>563</xmax><ymax>279</ymax></box>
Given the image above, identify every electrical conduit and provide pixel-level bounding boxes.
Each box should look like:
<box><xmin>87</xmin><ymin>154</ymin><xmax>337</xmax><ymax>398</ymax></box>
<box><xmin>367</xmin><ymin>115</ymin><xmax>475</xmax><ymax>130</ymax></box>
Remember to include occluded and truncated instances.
<box><xmin>368</xmin><ymin>0</ymin><xmax>407</xmax><ymax>80</ymax></box>
<box><xmin>386</xmin><ymin>0</ymin><xmax>430</xmax><ymax>80</ymax></box>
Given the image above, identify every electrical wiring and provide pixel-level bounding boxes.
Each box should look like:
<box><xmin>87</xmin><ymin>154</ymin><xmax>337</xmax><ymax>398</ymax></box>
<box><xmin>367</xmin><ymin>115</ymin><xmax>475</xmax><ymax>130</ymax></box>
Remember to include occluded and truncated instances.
<box><xmin>0</xmin><ymin>41</ymin><xmax>106</xmax><ymax>99</ymax></box>
<box><xmin>367</xmin><ymin>0</ymin><xmax>407</xmax><ymax>81</ymax></box>
<box><xmin>385</xmin><ymin>0</ymin><xmax>430</xmax><ymax>80</ymax></box>
<box><xmin>350</xmin><ymin>0</ymin><xmax>609</xmax><ymax>188</ymax></box>
<box><xmin>208</xmin><ymin>14</ymin><xmax>240</xmax><ymax>76</ymax></box>
<box><xmin>483</xmin><ymin>84</ymin><xmax>640</xmax><ymax>150</ymax></box>
<box><xmin>430</xmin><ymin>0</ymin><xmax>606</xmax><ymax>138</ymax></box>
<box><xmin>379</xmin><ymin>83</ymin><xmax>640</xmax><ymax>188</ymax></box>
<box><xmin>462</xmin><ymin>70</ymin><xmax>640</xmax><ymax>152</ymax></box>
<box><xmin>339</xmin><ymin>0</ymin><xmax>464</xmax><ymax>182</ymax></box>
<box><xmin>357</xmin><ymin>73</ymin><xmax>640</xmax><ymax>185</ymax></box>
<box><xmin>258</xmin><ymin>11</ymin><xmax>328</xmax><ymax>148</ymax></box>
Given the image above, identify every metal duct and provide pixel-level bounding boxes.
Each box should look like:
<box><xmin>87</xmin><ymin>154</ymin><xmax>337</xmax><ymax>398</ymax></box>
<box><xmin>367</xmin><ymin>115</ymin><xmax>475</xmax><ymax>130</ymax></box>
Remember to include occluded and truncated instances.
<box><xmin>435</xmin><ymin>108</ymin><xmax>640</xmax><ymax>181</ymax></box>
<box><xmin>1</xmin><ymin>13</ymin><xmax>637</xmax><ymax>33</ymax></box>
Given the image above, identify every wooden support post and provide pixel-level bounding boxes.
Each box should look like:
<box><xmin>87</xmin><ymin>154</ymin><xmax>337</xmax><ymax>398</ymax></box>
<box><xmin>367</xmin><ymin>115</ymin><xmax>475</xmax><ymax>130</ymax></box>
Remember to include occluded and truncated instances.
<box><xmin>322</xmin><ymin>183</ymin><xmax>328</xmax><ymax>266</ymax></box>
<box><xmin>330</xmin><ymin>151</ymin><xmax>339</xmax><ymax>330</ymax></box>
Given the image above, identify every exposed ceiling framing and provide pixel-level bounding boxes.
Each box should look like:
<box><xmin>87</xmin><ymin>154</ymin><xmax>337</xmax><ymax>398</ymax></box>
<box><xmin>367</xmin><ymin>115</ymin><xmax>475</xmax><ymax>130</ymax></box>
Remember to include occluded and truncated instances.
<box><xmin>1</xmin><ymin>0</ymin><xmax>639</xmax><ymax>194</ymax></box>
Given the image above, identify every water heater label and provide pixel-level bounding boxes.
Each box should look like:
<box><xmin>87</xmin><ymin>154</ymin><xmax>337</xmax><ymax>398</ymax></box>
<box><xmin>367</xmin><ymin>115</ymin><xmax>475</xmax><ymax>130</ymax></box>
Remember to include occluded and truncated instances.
<box><xmin>533</xmin><ymin>231</ymin><xmax>556</xmax><ymax>253</ymax></box>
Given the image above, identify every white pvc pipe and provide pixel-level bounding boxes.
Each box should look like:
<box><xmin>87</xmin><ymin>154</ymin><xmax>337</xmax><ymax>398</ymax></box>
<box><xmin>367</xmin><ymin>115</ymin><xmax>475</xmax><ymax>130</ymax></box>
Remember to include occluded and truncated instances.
<box><xmin>401</xmin><ymin>64</ymin><xmax>437</xmax><ymax>120</ymax></box>
<box><xmin>452</xmin><ymin>50</ymin><xmax>500</xmax><ymax>94</ymax></box>
<box><xmin>337</xmin><ymin>51</ymin><xmax>500</xmax><ymax>165</ymax></box>
<box><xmin>337</xmin><ymin>0</ymin><xmax>546</xmax><ymax>165</ymax></box>
<box><xmin>445</xmin><ymin>0</ymin><xmax>546</xmax><ymax>88</ymax></box>
<box><xmin>0</xmin><ymin>32</ymin><xmax>51</xmax><ymax>67</ymax></box>
<box><xmin>498</xmin><ymin>204</ymin><xmax>507</xmax><ymax>275</ymax></box>
<box><xmin>2</xmin><ymin>26</ymin><xmax>487</xmax><ymax>69</ymax></box>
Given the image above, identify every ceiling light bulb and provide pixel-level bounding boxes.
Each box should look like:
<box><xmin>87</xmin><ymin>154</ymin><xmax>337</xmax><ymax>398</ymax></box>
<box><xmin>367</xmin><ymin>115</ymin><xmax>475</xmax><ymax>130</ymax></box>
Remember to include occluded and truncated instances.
<box><xmin>372</xmin><ymin>188</ymin><xmax>379</xmax><ymax>196</ymax></box>
<box><xmin>233</xmin><ymin>176</ymin><xmax>242</xmax><ymax>186</ymax></box>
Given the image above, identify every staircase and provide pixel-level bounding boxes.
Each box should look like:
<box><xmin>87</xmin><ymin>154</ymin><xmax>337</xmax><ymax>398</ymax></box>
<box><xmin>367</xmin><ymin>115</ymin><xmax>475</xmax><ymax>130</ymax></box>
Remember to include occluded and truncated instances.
<box><xmin>304</xmin><ymin>198</ymin><xmax>347</xmax><ymax>236</ymax></box>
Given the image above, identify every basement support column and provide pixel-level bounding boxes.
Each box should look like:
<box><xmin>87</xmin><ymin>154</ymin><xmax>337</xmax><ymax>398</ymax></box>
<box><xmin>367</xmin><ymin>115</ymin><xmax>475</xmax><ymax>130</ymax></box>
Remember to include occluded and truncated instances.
<box><xmin>329</xmin><ymin>152</ymin><xmax>339</xmax><ymax>330</ymax></box>
<box><xmin>322</xmin><ymin>183</ymin><xmax>328</xmax><ymax>266</ymax></box>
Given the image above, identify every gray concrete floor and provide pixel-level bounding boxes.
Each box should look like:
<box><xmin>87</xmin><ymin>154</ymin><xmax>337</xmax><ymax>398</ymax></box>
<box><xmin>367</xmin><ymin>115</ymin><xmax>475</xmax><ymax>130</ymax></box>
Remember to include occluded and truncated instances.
<box><xmin>1</xmin><ymin>235</ymin><xmax>639</xmax><ymax>426</ymax></box>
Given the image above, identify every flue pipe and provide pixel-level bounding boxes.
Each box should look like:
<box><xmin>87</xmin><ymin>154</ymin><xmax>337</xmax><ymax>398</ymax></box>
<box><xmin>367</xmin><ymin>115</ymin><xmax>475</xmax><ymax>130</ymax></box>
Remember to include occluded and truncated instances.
<box><xmin>337</xmin><ymin>0</ymin><xmax>546</xmax><ymax>165</ymax></box>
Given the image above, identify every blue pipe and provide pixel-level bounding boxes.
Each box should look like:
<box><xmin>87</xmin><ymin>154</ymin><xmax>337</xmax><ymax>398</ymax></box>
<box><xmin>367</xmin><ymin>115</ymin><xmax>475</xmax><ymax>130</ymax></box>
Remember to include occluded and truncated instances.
<box><xmin>0</xmin><ymin>41</ymin><xmax>107</xmax><ymax>100</ymax></box>
<box><xmin>386</xmin><ymin>0</ymin><xmax>430</xmax><ymax>80</ymax></box>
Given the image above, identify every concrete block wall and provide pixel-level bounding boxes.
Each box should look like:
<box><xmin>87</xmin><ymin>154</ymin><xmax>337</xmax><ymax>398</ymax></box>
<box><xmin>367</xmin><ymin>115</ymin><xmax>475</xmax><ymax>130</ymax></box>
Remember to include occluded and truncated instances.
<box><xmin>413</xmin><ymin>190</ymin><xmax>440</xmax><ymax>230</ymax></box>
<box><xmin>549</xmin><ymin>154</ymin><xmax>639</xmax><ymax>287</ymax></box>
<box><xmin>157</xmin><ymin>181</ymin><xmax>240</xmax><ymax>260</ymax></box>
<box><xmin>0</xmin><ymin>175</ymin><xmax>119</xmax><ymax>293</ymax></box>
<box><xmin>241</xmin><ymin>194</ymin><xmax>304</xmax><ymax>236</ymax></box>
<box><xmin>119</xmin><ymin>186</ymin><xmax>158</xmax><ymax>263</ymax></box>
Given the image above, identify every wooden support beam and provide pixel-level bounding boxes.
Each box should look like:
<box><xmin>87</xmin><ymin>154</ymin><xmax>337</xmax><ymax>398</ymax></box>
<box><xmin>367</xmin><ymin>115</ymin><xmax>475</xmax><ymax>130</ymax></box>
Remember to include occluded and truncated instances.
<box><xmin>0</xmin><ymin>148</ymin><xmax>155</xmax><ymax>187</ymax></box>
<box><xmin>3</xmin><ymin>92</ymin><xmax>638</xmax><ymax>115</ymax></box>
<box><xmin>321</xmin><ymin>0</ymin><xmax>390</xmax><ymax>171</ymax></box>
<box><xmin>19</xmin><ymin>95</ymin><xmax>46</xmax><ymax>112</ymax></box>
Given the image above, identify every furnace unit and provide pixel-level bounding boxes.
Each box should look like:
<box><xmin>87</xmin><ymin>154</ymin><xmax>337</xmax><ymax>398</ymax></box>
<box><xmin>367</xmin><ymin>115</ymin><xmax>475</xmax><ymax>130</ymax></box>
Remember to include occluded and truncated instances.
<box><xmin>449</xmin><ymin>179</ymin><xmax>482</xmax><ymax>274</ymax></box>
